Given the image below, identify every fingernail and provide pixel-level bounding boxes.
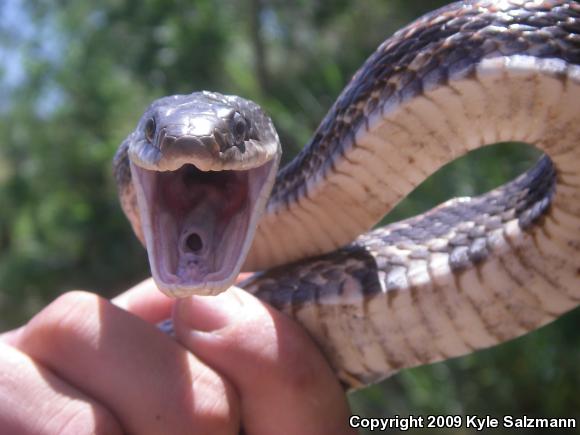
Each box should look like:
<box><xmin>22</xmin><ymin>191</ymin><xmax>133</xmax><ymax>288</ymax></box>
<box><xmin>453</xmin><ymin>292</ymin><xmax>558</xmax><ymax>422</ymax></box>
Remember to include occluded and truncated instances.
<box><xmin>177</xmin><ymin>289</ymin><xmax>245</xmax><ymax>333</ymax></box>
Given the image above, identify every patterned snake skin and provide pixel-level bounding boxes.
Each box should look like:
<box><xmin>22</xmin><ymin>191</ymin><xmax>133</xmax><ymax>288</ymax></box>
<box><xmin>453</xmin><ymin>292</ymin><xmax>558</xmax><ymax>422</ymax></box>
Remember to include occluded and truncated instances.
<box><xmin>118</xmin><ymin>0</ymin><xmax>580</xmax><ymax>389</ymax></box>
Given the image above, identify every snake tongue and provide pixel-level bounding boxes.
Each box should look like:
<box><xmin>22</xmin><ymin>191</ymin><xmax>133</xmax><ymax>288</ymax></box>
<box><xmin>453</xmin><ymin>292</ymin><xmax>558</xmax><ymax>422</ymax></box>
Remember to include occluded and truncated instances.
<box><xmin>130</xmin><ymin>160</ymin><xmax>276</xmax><ymax>297</ymax></box>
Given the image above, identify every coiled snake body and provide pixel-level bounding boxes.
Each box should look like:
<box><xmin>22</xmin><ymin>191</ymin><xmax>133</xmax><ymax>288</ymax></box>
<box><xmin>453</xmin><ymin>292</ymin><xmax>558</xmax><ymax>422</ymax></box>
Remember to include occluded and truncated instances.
<box><xmin>115</xmin><ymin>0</ymin><xmax>580</xmax><ymax>389</ymax></box>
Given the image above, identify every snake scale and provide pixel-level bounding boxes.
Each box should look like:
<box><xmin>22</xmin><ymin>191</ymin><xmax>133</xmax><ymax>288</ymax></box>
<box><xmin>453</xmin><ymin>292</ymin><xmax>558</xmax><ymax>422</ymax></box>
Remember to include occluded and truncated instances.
<box><xmin>114</xmin><ymin>0</ymin><xmax>580</xmax><ymax>389</ymax></box>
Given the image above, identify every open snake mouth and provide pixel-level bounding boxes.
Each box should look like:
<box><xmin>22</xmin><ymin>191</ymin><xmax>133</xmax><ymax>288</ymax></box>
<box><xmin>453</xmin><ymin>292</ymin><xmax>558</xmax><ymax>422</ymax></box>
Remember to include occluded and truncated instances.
<box><xmin>130</xmin><ymin>160</ymin><xmax>276</xmax><ymax>296</ymax></box>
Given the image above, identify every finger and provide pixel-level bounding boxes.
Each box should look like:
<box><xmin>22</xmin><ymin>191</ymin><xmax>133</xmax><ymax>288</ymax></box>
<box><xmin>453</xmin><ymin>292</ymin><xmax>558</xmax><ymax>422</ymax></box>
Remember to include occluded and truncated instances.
<box><xmin>0</xmin><ymin>342</ymin><xmax>122</xmax><ymax>435</ymax></box>
<box><xmin>173</xmin><ymin>287</ymin><xmax>355</xmax><ymax>435</ymax></box>
<box><xmin>14</xmin><ymin>291</ymin><xmax>240</xmax><ymax>435</ymax></box>
<box><xmin>112</xmin><ymin>278</ymin><xmax>173</xmax><ymax>323</ymax></box>
<box><xmin>0</xmin><ymin>327</ymin><xmax>23</xmax><ymax>347</ymax></box>
<box><xmin>112</xmin><ymin>273</ymin><xmax>252</xmax><ymax>324</ymax></box>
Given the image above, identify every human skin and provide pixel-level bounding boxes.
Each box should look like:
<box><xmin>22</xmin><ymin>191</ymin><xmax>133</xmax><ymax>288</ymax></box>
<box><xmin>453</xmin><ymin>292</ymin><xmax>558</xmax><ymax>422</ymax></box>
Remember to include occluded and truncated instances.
<box><xmin>0</xmin><ymin>277</ymin><xmax>355</xmax><ymax>435</ymax></box>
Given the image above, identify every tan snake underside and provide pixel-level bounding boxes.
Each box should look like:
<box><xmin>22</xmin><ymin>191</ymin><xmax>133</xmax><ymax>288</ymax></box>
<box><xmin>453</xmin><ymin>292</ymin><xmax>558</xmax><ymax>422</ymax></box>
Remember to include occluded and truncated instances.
<box><xmin>244</xmin><ymin>0</ymin><xmax>580</xmax><ymax>388</ymax></box>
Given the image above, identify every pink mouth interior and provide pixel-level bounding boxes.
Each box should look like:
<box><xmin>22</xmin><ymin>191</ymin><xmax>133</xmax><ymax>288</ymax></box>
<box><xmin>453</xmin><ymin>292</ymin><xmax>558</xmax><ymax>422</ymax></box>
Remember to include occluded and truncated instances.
<box><xmin>135</xmin><ymin>162</ymin><xmax>259</xmax><ymax>292</ymax></box>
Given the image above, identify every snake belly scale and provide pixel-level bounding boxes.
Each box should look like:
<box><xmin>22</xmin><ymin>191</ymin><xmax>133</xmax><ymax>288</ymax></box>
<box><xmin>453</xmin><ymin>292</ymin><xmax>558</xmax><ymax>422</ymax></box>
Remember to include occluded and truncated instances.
<box><xmin>116</xmin><ymin>0</ymin><xmax>580</xmax><ymax>389</ymax></box>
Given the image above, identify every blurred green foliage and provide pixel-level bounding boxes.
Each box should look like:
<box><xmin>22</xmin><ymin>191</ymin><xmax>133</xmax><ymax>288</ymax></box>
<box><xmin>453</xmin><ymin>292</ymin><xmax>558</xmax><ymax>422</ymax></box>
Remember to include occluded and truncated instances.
<box><xmin>0</xmin><ymin>0</ymin><xmax>578</xmax><ymax>432</ymax></box>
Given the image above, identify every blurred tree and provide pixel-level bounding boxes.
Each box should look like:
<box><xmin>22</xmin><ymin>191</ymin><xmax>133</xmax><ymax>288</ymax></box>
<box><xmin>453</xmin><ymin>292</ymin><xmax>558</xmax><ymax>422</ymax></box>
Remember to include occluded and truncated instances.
<box><xmin>0</xmin><ymin>0</ymin><xmax>578</xmax><ymax>432</ymax></box>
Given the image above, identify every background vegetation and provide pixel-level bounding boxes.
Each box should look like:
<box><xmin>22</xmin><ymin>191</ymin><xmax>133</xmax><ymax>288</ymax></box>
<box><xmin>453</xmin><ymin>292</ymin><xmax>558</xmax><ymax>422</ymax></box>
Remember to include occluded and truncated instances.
<box><xmin>0</xmin><ymin>0</ymin><xmax>578</xmax><ymax>432</ymax></box>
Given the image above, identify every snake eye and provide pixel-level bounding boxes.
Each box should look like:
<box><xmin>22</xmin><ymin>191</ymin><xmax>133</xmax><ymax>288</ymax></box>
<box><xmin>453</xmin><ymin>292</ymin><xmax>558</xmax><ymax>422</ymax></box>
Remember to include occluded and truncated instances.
<box><xmin>145</xmin><ymin>118</ymin><xmax>156</xmax><ymax>143</ymax></box>
<box><xmin>231</xmin><ymin>112</ymin><xmax>247</xmax><ymax>144</ymax></box>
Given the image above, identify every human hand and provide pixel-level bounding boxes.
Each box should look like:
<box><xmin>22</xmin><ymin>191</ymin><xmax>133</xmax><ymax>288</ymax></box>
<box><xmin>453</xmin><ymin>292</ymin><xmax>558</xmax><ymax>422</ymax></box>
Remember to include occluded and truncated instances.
<box><xmin>0</xmin><ymin>278</ymin><xmax>354</xmax><ymax>434</ymax></box>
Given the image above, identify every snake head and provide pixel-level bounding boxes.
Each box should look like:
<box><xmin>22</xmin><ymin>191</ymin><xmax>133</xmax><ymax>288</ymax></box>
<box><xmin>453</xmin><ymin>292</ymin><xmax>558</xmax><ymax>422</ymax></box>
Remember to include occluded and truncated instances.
<box><xmin>116</xmin><ymin>91</ymin><xmax>280</xmax><ymax>297</ymax></box>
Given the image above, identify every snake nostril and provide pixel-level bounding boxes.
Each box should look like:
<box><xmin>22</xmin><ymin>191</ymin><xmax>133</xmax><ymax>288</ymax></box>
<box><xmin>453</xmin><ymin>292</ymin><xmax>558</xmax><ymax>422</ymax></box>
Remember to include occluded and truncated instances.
<box><xmin>214</xmin><ymin>130</ymin><xmax>230</xmax><ymax>152</ymax></box>
<box><xmin>186</xmin><ymin>233</ymin><xmax>203</xmax><ymax>252</ymax></box>
<box><xmin>145</xmin><ymin>117</ymin><xmax>156</xmax><ymax>143</ymax></box>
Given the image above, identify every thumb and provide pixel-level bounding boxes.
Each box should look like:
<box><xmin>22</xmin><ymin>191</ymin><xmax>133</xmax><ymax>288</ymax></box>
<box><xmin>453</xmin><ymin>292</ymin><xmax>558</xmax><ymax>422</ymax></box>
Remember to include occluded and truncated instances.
<box><xmin>172</xmin><ymin>287</ymin><xmax>355</xmax><ymax>435</ymax></box>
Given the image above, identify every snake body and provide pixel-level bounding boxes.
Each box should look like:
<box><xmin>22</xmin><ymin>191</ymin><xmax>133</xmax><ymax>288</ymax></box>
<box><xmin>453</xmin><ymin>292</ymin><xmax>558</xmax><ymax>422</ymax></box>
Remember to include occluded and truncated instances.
<box><xmin>117</xmin><ymin>0</ymin><xmax>580</xmax><ymax>389</ymax></box>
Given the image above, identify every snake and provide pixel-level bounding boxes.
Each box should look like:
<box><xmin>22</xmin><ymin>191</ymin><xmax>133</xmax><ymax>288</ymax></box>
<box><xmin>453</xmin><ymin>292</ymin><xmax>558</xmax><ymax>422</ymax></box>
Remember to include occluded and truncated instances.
<box><xmin>113</xmin><ymin>0</ymin><xmax>580</xmax><ymax>389</ymax></box>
